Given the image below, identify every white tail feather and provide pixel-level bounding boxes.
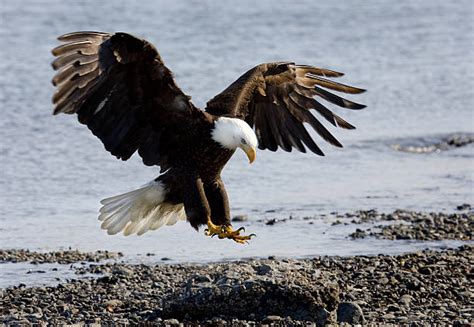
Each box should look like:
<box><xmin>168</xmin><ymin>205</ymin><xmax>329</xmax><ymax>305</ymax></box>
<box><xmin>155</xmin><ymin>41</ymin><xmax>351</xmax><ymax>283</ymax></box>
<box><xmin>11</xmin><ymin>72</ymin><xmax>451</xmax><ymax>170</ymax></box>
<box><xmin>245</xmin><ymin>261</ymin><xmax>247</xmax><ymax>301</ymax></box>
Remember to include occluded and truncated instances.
<box><xmin>99</xmin><ymin>180</ymin><xmax>185</xmax><ymax>236</ymax></box>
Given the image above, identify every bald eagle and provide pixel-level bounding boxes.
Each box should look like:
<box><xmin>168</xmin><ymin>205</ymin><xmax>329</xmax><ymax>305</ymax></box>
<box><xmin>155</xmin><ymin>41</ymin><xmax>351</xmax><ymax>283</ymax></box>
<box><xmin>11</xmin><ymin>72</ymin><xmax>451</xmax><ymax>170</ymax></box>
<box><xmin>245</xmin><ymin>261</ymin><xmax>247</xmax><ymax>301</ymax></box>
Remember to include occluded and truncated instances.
<box><xmin>51</xmin><ymin>31</ymin><xmax>365</xmax><ymax>243</ymax></box>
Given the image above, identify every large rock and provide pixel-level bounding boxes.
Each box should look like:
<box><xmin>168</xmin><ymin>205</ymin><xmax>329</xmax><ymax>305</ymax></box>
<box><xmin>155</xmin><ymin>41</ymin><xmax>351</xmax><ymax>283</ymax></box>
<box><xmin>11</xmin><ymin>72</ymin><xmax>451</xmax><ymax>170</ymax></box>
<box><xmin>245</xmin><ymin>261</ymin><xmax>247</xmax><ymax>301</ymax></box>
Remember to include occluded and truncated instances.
<box><xmin>337</xmin><ymin>302</ymin><xmax>365</xmax><ymax>324</ymax></box>
<box><xmin>160</xmin><ymin>260</ymin><xmax>339</xmax><ymax>325</ymax></box>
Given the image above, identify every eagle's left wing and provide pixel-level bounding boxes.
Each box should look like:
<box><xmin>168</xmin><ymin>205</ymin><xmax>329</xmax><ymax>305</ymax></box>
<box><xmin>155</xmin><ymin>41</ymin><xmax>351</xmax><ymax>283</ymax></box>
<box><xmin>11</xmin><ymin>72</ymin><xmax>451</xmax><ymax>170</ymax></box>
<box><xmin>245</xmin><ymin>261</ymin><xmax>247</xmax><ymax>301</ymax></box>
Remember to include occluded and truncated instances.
<box><xmin>205</xmin><ymin>62</ymin><xmax>365</xmax><ymax>155</ymax></box>
<box><xmin>51</xmin><ymin>31</ymin><xmax>205</xmax><ymax>169</ymax></box>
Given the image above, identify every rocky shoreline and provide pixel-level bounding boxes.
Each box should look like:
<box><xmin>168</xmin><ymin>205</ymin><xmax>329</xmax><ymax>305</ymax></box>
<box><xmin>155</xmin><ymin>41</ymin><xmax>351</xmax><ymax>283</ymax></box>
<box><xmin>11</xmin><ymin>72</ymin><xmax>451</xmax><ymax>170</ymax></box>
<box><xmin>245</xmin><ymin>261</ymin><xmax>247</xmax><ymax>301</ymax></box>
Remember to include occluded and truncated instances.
<box><xmin>0</xmin><ymin>249</ymin><xmax>123</xmax><ymax>264</ymax></box>
<box><xmin>1</xmin><ymin>245</ymin><xmax>472</xmax><ymax>325</ymax></box>
<box><xmin>1</xmin><ymin>208</ymin><xmax>473</xmax><ymax>325</ymax></box>
<box><xmin>345</xmin><ymin>209</ymin><xmax>473</xmax><ymax>241</ymax></box>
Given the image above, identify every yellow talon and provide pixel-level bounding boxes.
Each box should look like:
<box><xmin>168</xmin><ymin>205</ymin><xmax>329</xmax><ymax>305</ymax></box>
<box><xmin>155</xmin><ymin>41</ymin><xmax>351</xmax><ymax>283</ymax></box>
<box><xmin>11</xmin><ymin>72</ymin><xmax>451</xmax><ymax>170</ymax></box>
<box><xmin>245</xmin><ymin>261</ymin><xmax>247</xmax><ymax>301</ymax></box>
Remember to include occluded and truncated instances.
<box><xmin>204</xmin><ymin>221</ymin><xmax>255</xmax><ymax>244</ymax></box>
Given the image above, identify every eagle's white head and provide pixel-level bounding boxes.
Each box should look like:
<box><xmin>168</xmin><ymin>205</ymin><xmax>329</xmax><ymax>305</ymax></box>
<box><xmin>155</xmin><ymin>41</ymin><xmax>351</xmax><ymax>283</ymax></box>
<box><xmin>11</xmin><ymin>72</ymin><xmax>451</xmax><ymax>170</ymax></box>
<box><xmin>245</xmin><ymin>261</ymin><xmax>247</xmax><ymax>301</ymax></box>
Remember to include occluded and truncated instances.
<box><xmin>211</xmin><ymin>117</ymin><xmax>258</xmax><ymax>163</ymax></box>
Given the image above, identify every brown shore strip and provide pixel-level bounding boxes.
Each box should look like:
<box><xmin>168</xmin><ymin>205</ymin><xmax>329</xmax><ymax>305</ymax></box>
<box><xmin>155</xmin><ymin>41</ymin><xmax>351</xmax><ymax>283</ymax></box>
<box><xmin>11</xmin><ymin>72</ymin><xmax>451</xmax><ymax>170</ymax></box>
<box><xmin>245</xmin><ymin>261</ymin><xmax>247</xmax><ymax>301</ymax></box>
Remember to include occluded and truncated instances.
<box><xmin>1</xmin><ymin>245</ymin><xmax>472</xmax><ymax>326</ymax></box>
<box><xmin>0</xmin><ymin>249</ymin><xmax>123</xmax><ymax>264</ymax></box>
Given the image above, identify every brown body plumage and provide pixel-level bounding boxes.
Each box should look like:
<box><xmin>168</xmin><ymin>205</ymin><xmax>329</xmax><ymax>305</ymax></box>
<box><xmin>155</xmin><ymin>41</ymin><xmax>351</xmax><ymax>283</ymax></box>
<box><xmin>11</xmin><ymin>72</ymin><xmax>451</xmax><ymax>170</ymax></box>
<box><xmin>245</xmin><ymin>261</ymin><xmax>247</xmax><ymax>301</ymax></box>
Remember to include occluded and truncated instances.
<box><xmin>51</xmin><ymin>31</ymin><xmax>365</xmax><ymax>242</ymax></box>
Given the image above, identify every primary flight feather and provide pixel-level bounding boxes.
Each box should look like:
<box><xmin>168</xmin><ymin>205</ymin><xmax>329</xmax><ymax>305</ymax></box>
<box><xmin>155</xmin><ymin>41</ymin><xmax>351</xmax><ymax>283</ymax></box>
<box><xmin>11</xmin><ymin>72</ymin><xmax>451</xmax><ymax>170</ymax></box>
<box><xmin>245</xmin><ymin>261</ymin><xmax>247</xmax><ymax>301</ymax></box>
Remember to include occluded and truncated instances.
<box><xmin>52</xmin><ymin>31</ymin><xmax>365</xmax><ymax>243</ymax></box>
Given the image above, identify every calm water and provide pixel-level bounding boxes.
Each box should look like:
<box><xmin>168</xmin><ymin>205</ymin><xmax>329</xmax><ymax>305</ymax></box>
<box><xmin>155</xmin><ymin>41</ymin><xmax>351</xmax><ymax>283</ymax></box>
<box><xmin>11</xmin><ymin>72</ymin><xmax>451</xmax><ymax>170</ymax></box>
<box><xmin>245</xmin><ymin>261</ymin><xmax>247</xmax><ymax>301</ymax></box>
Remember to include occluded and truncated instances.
<box><xmin>0</xmin><ymin>0</ymin><xmax>473</xmax><ymax>275</ymax></box>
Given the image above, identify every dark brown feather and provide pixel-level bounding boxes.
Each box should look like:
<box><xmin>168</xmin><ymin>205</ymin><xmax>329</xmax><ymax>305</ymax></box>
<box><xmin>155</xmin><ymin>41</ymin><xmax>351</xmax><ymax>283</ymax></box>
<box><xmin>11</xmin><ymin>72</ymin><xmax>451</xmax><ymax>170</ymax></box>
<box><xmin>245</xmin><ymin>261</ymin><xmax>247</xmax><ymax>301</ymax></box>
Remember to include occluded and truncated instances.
<box><xmin>285</xmin><ymin>95</ymin><xmax>342</xmax><ymax>147</ymax></box>
<box><xmin>305</xmin><ymin>73</ymin><xmax>366</xmax><ymax>94</ymax></box>
<box><xmin>206</xmin><ymin>62</ymin><xmax>365</xmax><ymax>154</ymax></box>
<box><xmin>293</xmin><ymin>65</ymin><xmax>344</xmax><ymax>77</ymax></box>
<box><xmin>289</xmin><ymin>92</ymin><xmax>336</xmax><ymax>127</ymax></box>
<box><xmin>51</xmin><ymin>31</ymin><xmax>208</xmax><ymax>169</ymax></box>
<box><xmin>312</xmin><ymin>86</ymin><xmax>366</xmax><ymax>109</ymax></box>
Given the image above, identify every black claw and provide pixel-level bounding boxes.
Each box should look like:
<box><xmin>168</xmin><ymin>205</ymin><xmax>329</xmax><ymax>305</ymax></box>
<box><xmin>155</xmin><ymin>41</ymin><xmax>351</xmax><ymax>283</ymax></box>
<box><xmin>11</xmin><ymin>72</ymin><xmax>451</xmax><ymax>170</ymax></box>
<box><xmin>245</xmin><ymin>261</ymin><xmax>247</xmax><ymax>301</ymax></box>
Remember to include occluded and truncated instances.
<box><xmin>236</xmin><ymin>227</ymin><xmax>245</xmax><ymax>233</ymax></box>
<box><xmin>249</xmin><ymin>233</ymin><xmax>256</xmax><ymax>238</ymax></box>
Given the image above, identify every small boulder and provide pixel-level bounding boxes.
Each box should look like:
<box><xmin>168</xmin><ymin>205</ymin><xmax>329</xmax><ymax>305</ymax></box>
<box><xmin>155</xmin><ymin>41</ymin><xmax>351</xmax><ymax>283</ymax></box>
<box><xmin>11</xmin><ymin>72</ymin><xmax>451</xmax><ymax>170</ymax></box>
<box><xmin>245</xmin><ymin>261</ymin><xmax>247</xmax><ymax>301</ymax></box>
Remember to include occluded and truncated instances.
<box><xmin>337</xmin><ymin>302</ymin><xmax>364</xmax><ymax>324</ymax></box>
<box><xmin>255</xmin><ymin>264</ymin><xmax>272</xmax><ymax>275</ymax></box>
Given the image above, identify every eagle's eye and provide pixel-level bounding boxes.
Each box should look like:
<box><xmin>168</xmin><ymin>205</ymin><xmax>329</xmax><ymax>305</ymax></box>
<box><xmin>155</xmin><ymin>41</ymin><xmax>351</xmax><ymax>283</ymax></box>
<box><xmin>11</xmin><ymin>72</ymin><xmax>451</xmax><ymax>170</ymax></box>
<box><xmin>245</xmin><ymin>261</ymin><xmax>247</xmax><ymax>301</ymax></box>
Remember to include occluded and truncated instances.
<box><xmin>241</xmin><ymin>138</ymin><xmax>247</xmax><ymax>145</ymax></box>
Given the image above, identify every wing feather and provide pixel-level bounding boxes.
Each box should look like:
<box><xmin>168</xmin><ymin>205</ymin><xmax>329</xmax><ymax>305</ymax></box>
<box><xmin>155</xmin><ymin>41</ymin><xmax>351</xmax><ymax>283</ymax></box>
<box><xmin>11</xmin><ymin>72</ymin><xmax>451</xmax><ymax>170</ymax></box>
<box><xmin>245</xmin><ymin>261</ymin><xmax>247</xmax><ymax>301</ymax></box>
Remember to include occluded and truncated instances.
<box><xmin>305</xmin><ymin>73</ymin><xmax>365</xmax><ymax>94</ymax></box>
<box><xmin>52</xmin><ymin>61</ymin><xmax>99</xmax><ymax>86</ymax></box>
<box><xmin>312</xmin><ymin>85</ymin><xmax>366</xmax><ymax>109</ymax></box>
<box><xmin>57</xmin><ymin>31</ymin><xmax>110</xmax><ymax>42</ymax></box>
<box><xmin>285</xmin><ymin>96</ymin><xmax>342</xmax><ymax>147</ymax></box>
<box><xmin>52</xmin><ymin>53</ymin><xmax>98</xmax><ymax>70</ymax></box>
<box><xmin>52</xmin><ymin>41</ymin><xmax>99</xmax><ymax>56</ymax></box>
<box><xmin>206</xmin><ymin>62</ymin><xmax>365</xmax><ymax>155</ymax></box>
<box><xmin>283</xmin><ymin>116</ymin><xmax>307</xmax><ymax>153</ymax></box>
<box><xmin>293</xmin><ymin>64</ymin><xmax>344</xmax><ymax>77</ymax></box>
<box><xmin>52</xmin><ymin>31</ymin><xmax>205</xmax><ymax>168</ymax></box>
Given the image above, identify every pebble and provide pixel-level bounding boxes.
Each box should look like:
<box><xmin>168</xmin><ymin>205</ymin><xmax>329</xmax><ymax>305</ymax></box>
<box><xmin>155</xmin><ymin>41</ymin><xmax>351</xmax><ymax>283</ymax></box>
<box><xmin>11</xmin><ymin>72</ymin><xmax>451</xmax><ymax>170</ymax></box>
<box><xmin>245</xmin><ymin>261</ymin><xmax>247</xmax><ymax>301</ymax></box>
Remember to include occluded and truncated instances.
<box><xmin>163</xmin><ymin>318</ymin><xmax>180</xmax><ymax>325</ymax></box>
<box><xmin>264</xmin><ymin>315</ymin><xmax>283</xmax><ymax>321</ymax></box>
<box><xmin>255</xmin><ymin>264</ymin><xmax>272</xmax><ymax>275</ymax></box>
<box><xmin>386</xmin><ymin>304</ymin><xmax>400</xmax><ymax>312</ymax></box>
<box><xmin>399</xmin><ymin>294</ymin><xmax>413</xmax><ymax>306</ymax></box>
<box><xmin>232</xmin><ymin>215</ymin><xmax>248</xmax><ymax>222</ymax></box>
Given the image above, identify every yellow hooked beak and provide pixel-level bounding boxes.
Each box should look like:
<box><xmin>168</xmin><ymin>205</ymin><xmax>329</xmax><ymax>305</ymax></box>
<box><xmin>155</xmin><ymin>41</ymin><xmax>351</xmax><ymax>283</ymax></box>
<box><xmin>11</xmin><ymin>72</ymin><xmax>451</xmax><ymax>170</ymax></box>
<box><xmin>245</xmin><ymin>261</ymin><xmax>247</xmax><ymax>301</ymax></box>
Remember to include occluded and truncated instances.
<box><xmin>242</xmin><ymin>145</ymin><xmax>256</xmax><ymax>164</ymax></box>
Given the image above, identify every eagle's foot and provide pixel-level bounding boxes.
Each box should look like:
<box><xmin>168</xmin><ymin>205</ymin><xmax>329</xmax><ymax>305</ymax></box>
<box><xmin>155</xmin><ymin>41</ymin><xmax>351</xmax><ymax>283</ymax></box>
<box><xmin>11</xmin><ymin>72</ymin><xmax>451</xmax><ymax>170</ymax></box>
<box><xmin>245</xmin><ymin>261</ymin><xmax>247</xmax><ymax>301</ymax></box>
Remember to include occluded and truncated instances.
<box><xmin>205</xmin><ymin>221</ymin><xmax>255</xmax><ymax>244</ymax></box>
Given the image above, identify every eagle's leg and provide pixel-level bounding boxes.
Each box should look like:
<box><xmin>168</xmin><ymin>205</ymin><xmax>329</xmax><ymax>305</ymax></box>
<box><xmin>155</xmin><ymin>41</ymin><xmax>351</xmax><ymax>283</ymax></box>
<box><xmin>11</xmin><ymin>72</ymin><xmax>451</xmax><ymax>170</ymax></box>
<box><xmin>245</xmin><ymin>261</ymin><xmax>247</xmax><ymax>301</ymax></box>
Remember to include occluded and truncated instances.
<box><xmin>205</xmin><ymin>220</ymin><xmax>255</xmax><ymax>244</ymax></box>
<box><xmin>204</xmin><ymin>179</ymin><xmax>255</xmax><ymax>244</ymax></box>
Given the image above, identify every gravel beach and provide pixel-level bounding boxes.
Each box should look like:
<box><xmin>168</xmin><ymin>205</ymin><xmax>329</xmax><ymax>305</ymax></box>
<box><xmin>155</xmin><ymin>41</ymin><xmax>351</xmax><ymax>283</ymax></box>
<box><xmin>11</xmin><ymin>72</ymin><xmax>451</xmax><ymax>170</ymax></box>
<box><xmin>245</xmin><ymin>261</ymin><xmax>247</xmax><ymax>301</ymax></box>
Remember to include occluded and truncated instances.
<box><xmin>1</xmin><ymin>245</ymin><xmax>472</xmax><ymax>326</ymax></box>
<box><xmin>1</xmin><ymin>209</ymin><xmax>472</xmax><ymax>325</ymax></box>
<box><xmin>345</xmin><ymin>209</ymin><xmax>473</xmax><ymax>241</ymax></box>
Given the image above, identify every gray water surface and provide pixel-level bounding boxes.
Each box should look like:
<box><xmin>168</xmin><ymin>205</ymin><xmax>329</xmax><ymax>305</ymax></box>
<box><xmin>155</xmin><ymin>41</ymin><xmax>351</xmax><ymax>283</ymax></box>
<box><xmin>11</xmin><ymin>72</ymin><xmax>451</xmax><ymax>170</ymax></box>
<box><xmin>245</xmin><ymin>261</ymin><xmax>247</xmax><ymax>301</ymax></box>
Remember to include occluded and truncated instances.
<box><xmin>0</xmin><ymin>0</ymin><xmax>473</xmax><ymax>276</ymax></box>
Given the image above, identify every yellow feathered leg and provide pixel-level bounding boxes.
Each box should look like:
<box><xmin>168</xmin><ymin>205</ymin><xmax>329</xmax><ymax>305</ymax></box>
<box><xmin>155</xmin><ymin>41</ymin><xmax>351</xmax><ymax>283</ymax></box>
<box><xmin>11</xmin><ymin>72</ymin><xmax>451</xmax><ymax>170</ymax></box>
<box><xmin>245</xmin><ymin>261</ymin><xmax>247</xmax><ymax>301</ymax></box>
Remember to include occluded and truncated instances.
<box><xmin>205</xmin><ymin>220</ymin><xmax>255</xmax><ymax>244</ymax></box>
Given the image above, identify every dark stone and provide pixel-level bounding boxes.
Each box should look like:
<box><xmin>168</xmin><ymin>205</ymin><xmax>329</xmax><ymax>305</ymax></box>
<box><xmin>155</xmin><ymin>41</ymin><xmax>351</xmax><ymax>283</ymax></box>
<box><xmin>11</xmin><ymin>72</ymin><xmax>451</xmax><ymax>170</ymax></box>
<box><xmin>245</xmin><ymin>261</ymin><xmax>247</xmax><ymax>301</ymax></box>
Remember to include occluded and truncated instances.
<box><xmin>337</xmin><ymin>302</ymin><xmax>364</xmax><ymax>324</ymax></box>
<box><xmin>386</xmin><ymin>304</ymin><xmax>400</xmax><ymax>312</ymax></box>
<box><xmin>193</xmin><ymin>275</ymin><xmax>212</xmax><ymax>283</ymax></box>
<box><xmin>456</xmin><ymin>204</ymin><xmax>470</xmax><ymax>211</ymax></box>
<box><xmin>26</xmin><ymin>270</ymin><xmax>46</xmax><ymax>274</ymax></box>
<box><xmin>232</xmin><ymin>215</ymin><xmax>248</xmax><ymax>222</ymax></box>
<box><xmin>97</xmin><ymin>275</ymin><xmax>118</xmax><ymax>284</ymax></box>
<box><xmin>255</xmin><ymin>264</ymin><xmax>272</xmax><ymax>275</ymax></box>
<box><xmin>418</xmin><ymin>266</ymin><xmax>432</xmax><ymax>275</ymax></box>
<box><xmin>405</xmin><ymin>278</ymin><xmax>421</xmax><ymax>291</ymax></box>
<box><xmin>349</xmin><ymin>229</ymin><xmax>368</xmax><ymax>239</ymax></box>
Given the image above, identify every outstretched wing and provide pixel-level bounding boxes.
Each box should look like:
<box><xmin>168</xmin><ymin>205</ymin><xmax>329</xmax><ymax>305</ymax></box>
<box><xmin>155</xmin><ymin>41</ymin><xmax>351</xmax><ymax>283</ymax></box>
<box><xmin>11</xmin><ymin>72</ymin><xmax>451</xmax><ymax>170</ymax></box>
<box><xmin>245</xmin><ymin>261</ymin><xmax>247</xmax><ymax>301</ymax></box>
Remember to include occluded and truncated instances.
<box><xmin>52</xmin><ymin>31</ymin><xmax>203</xmax><ymax>168</ymax></box>
<box><xmin>205</xmin><ymin>62</ymin><xmax>365</xmax><ymax>155</ymax></box>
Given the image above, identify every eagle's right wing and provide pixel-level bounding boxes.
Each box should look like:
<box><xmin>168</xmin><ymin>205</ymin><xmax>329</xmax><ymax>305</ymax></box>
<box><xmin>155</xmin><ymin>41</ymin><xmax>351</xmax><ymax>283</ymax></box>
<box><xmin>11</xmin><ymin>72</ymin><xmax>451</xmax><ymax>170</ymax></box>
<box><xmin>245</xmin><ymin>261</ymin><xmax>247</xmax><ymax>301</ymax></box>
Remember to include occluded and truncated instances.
<box><xmin>206</xmin><ymin>62</ymin><xmax>365</xmax><ymax>155</ymax></box>
<box><xmin>52</xmin><ymin>31</ymin><xmax>204</xmax><ymax>168</ymax></box>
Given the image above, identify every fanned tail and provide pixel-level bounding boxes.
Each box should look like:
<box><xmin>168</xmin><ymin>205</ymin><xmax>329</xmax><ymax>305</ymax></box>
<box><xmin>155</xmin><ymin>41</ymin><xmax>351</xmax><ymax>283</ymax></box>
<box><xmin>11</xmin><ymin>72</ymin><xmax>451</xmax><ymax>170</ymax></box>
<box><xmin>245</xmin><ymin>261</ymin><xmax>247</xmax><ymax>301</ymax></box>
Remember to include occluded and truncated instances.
<box><xmin>98</xmin><ymin>180</ymin><xmax>185</xmax><ymax>236</ymax></box>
